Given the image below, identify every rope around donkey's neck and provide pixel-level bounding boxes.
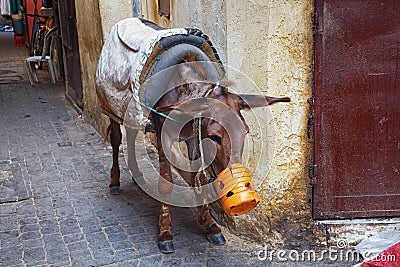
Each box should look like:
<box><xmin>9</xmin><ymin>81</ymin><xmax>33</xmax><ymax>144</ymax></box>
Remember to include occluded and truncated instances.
<box><xmin>193</xmin><ymin>83</ymin><xmax>218</xmax><ymax>194</ymax></box>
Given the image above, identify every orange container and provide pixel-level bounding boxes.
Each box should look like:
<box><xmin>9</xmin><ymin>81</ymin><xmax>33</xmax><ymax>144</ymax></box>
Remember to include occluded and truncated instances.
<box><xmin>213</xmin><ymin>163</ymin><xmax>260</xmax><ymax>216</ymax></box>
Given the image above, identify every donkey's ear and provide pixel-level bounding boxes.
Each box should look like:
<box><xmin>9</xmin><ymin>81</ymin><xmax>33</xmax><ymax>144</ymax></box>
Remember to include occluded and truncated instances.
<box><xmin>156</xmin><ymin>99</ymin><xmax>210</xmax><ymax>120</ymax></box>
<box><xmin>117</xmin><ymin>18</ymin><xmax>149</xmax><ymax>52</ymax></box>
<box><xmin>238</xmin><ymin>94</ymin><xmax>290</xmax><ymax>110</ymax></box>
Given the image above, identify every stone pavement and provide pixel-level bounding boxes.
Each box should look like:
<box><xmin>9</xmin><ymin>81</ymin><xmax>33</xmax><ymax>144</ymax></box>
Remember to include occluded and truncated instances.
<box><xmin>0</xmin><ymin>31</ymin><xmax>361</xmax><ymax>266</ymax></box>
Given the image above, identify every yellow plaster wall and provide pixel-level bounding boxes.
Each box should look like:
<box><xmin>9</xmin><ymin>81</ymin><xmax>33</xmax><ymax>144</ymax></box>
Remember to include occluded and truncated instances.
<box><xmin>98</xmin><ymin>0</ymin><xmax>133</xmax><ymax>40</ymax></box>
<box><xmin>142</xmin><ymin>0</ymin><xmax>227</xmax><ymax>62</ymax></box>
<box><xmin>74</xmin><ymin>0</ymin><xmax>134</xmax><ymax>135</ymax></box>
<box><xmin>74</xmin><ymin>0</ymin><xmax>108</xmax><ymax>133</ymax></box>
<box><xmin>225</xmin><ymin>1</ymin><xmax>314</xmax><ymax>244</ymax></box>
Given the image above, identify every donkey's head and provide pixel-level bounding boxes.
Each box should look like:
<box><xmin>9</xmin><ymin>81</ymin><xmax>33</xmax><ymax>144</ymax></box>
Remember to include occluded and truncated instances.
<box><xmin>201</xmin><ymin>84</ymin><xmax>290</xmax><ymax>174</ymax></box>
<box><xmin>157</xmin><ymin>82</ymin><xmax>290</xmax><ymax>175</ymax></box>
<box><xmin>154</xmin><ymin>55</ymin><xmax>290</xmax><ymax>175</ymax></box>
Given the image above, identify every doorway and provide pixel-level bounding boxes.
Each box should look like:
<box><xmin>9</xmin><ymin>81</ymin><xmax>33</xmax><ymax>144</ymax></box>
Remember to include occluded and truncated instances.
<box><xmin>313</xmin><ymin>0</ymin><xmax>400</xmax><ymax>219</ymax></box>
<box><xmin>57</xmin><ymin>0</ymin><xmax>83</xmax><ymax>109</ymax></box>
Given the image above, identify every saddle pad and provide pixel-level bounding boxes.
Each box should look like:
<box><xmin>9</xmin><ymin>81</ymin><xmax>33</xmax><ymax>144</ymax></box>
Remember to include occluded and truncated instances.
<box><xmin>96</xmin><ymin>18</ymin><xmax>223</xmax><ymax>128</ymax></box>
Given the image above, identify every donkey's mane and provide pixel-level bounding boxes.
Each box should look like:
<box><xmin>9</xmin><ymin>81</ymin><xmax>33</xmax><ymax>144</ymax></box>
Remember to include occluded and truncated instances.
<box><xmin>182</xmin><ymin>53</ymin><xmax>234</xmax><ymax>96</ymax></box>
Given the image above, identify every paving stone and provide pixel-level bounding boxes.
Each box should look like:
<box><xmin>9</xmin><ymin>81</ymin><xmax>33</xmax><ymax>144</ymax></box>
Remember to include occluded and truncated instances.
<box><xmin>0</xmin><ymin>229</ymin><xmax>20</xmax><ymax>241</ymax></box>
<box><xmin>23</xmin><ymin>246</ymin><xmax>46</xmax><ymax>263</ymax></box>
<box><xmin>125</xmin><ymin>226</ymin><xmax>145</xmax><ymax>236</ymax></box>
<box><xmin>20</xmin><ymin>223</ymin><xmax>40</xmax><ymax>233</ymax></box>
<box><xmin>21</xmin><ymin>231</ymin><xmax>42</xmax><ymax>241</ymax></box>
<box><xmin>107</xmin><ymin>232</ymin><xmax>129</xmax><ymax>243</ymax></box>
<box><xmin>161</xmin><ymin>257</ymin><xmax>183</xmax><ymax>266</ymax></box>
<box><xmin>1</xmin><ymin>245</ymin><xmax>23</xmax><ymax>264</ymax></box>
<box><xmin>19</xmin><ymin>216</ymin><xmax>39</xmax><ymax>225</ymax></box>
<box><xmin>104</xmin><ymin>225</ymin><xmax>125</xmax><ymax>235</ymax></box>
<box><xmin>1</xmin><ymin>237</ymin><xmax>21</xmax><ymax>248</ymax></box>
<box><xmin>81</xmin><ymin>224</ymin><xmax>102</xmax><ymax>234</ymax></box>
<box><xmin>111</xmin><ymin>240</ymin><xmax>134</xmax><ymax>251</ymax></box>
<box><xmin>92</xmin><ymin>248</ymin><xmax>115</xmax><ymax>264</ymax></box>
<box><xmin>22</xmin><ymin>238</ymin><xmax>44</xmax><ymax>249</ymax></box>
<box><xmin>0</xmin><ymin>203</ymin><xmax>17</xmax><ymax>215</ymax></box>
<box><xmin>60</xmin><ymin>225</ymin><xmax>81</xmax><ymax>235</ymax></box>
<box><xmin>138</xmin><ymin>255</ymin><xmax>163</xmax><ymax>267</ymax></box>
<box><xmin>128</xmin><ymin>233</ymin><xmax>153</xmax><ymax>243</ymax></box>
<box><xmin>69</xmin><ymin>248</ymin><xmax>93</xmax><ymax>263</ymax></box>
<box><xmin>112</xmin><ymin>259</ymin><xmax>139</xmax><ymax>267</ymax></box>
<box><xmin>47</xmin><ymin>251</ymin><xmax>70</xmax><ymax>266</ymax></box>
<box><xmin>63</xmin><ymin>233</ymin><xmax>85</xmax><ymax>244</ymax></box>
<box><xmin>0</xmin><ymin>216</ymin><xmax>18</xmax><ymax>231</ymax></box>
<box><xmin>100</xmin><ymin>217</ymin><xmax>120</xmax><ymax>227</ymax></box>
<box><xmin>66</xmin><ymin>240</ymin><xmax>89</xmax><ymax>252</ymax></box>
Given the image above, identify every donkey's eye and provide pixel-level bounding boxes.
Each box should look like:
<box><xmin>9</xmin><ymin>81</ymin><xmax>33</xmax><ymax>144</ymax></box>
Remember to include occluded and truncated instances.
<box><xmin>208</xmin><ymin>135</ymin><xmax>222</xmax><ymax>145</ymax></box>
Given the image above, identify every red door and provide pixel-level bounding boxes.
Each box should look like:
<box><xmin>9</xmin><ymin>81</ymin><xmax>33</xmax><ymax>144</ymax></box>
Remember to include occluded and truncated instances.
<box><xmin>313</xmin><ymin>0</ymin><xmax>400</xmax><ymax>219</ymax></box>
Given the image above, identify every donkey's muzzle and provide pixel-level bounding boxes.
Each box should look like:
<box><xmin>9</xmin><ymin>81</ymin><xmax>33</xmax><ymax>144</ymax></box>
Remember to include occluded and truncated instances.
<box><xmin>213</xmin><ymin>163</ymin><xmax>260</xmax><ymax>216</ymax></box>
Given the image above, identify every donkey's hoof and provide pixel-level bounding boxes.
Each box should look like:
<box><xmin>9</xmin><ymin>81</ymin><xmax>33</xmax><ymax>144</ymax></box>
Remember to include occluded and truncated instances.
<box><xmin>158</xmin><ymin>240</ymin><xmax>175</xmax><ymax>254</ymax></box>
<box><xmin>110</xmin><ymin>186</ymin><xmax>120</xmax><ymax>195</ymax></box>
<box><xmin>206</xmin><ymin>232</ymin><xmax>226</xmax><ymax>246</ymax></box>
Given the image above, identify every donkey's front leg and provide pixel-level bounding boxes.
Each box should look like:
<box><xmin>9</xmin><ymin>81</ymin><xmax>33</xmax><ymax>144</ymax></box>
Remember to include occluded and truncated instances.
<box><xmin>156</xmin><ymin>128</ymin><xmax>175</xmax><ymax>254</ymax></box>
<box><xmin>195</xmin><ymin>174</ymin><xmax>226</xmax><ymax>246</ymax></box>
<box><xmin>109</xmin><ymin>119</ymin><xmax>122</xmax><ymax>195</ymax></box>
<box><xmin>185</xmin><ymin>138</ymin><xmax>226</xmax><ymax>246</ymax></box>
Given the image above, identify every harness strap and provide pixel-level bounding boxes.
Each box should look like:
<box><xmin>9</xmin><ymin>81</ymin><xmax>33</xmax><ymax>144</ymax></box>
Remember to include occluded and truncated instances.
<box><xmin>193</xmin><ymin>84</ymin><xmax>218</xmax><ymax>194</ymax></box>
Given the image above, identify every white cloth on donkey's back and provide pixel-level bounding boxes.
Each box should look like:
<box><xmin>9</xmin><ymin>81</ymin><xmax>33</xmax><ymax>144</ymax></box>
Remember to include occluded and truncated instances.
<box><xmin>96</xmin><ymin>18</ymin><xmax>188</xmax><ymax>128</ymax></box>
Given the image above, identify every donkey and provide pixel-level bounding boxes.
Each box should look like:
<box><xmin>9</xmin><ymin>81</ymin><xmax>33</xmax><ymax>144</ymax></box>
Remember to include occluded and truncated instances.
<box><xmin>105</xmin><ymin>54</ymin><xmax>290</xmax><ymax>253</ymax></box>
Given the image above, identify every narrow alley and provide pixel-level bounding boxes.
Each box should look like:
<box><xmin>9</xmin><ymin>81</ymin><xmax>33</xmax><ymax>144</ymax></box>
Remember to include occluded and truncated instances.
<box><xmin>0</xmin><ymin>30</ymin><xmax>267</xmax><ymax>266</ymax></box>
<box><xmin>0</xmin><ymin>16</ymin><xmax>364</xmax><ymax>267</ymax></box>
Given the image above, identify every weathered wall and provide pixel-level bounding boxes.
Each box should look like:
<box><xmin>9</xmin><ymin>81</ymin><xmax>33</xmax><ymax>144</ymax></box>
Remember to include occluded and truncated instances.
<box><xmin>74</xmin><ymin>0</ymin><xmax>107</xmax><ymax>133</ymax></box>
<box><xmin>141</xmin><ymin>0</ymin><xmax>315</xmax><ymax>246</ymax></box>
<box><xmin>75</xmin><ymin>0</ymin><xmax>133</xmax><ymax>135</ymax></box>
<box><xmin>142</xmin><ymin>0</ymin><xmax>227</xmax><ymax>63</ymax></box>
<box><xmin>225</xmin><ymin>0</ymin><xmax>315</xmax><ymax>246</ymax></box>
<box><xmin>98</xmin><ymin>0</ymin><xmax>133</xmax><ymax>40</ymax></box>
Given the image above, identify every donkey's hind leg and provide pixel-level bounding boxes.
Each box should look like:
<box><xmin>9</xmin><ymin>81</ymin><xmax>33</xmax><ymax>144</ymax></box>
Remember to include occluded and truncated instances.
<box><xmin>154</xmin><ymin>117</ymin><xmax>175</xmax><ymax>254</ymax></box>
<box><xmin>109</xmin><ymin>118</ymin><xmax>122</xmax><ymax>195</ymax></box>
<box><xmin>185</xmin><ymin>138</ymin><xmax>226</xmax><ymax>246</ymax></box>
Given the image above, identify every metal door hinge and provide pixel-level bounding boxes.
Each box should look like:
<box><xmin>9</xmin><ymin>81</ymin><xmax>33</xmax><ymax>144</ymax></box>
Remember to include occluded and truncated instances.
<box><xmin>309</xmin><ymin>163</ymin><xmax>317</xmax><ymax>179</ymax></box>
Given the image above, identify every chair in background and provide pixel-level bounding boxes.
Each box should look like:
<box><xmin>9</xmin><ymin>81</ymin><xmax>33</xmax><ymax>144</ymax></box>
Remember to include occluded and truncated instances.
<box><xmin>25</xmin><ymin>27</ymin><xmax>58</xmax><ymax>85</ymax></box>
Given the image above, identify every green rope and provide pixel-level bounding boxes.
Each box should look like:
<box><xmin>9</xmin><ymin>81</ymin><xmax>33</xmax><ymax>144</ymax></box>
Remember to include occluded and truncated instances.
<box><xmin>138</xmin><ymin>102</ymin><xmax>180</xmax><ymax>123</ymax></box>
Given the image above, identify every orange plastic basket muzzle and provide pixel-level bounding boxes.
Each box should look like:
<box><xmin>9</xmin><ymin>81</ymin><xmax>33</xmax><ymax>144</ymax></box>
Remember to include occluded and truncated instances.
<box><xmin>213</xmin><ymin>163</ymin><xmax>260</xmax><ymax>216</ymax></box>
